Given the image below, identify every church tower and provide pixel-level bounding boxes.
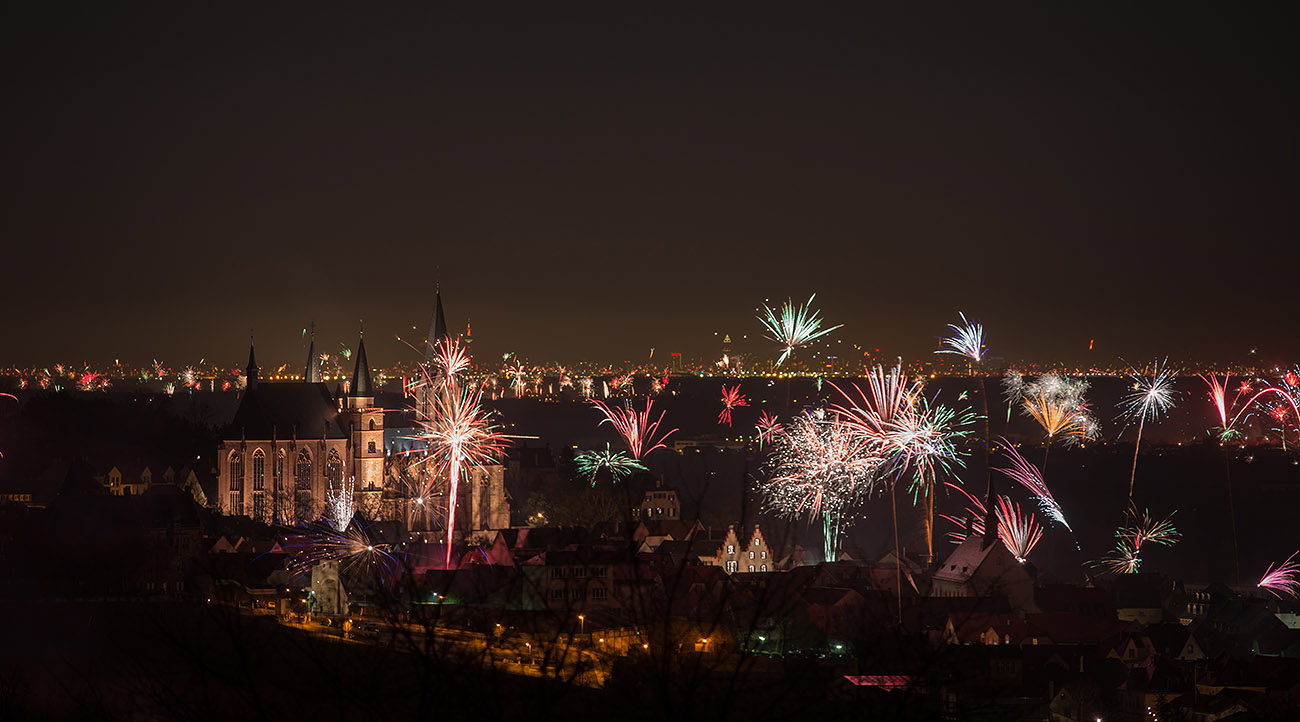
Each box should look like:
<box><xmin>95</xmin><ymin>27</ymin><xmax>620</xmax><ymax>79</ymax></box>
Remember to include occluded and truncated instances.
<box><xmin>305</xmin><ymin>322</ymin><xmax>322</xmax><ymax>383</ymax></box>
<box><xmin>346</xmin><ymin>330</ymin><xmax>384</xmax><ymax>517</ymax></box>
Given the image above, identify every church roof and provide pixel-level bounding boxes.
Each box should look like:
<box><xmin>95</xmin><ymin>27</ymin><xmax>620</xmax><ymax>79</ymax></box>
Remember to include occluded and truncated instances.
<box><xmin>228</xmin><ymin>382</ymin><xmax>346</xmax><ymax>440</ymax></box>
<box><xmin>350</xmin><ymin>336</ymin><xmax>373</xmax><ymax>398</ymax></box>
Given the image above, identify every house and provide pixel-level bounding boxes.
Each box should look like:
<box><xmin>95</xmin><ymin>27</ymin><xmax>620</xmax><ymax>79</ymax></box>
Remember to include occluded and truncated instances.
<box><xmin>931</xmin><ymin>533</ymin><xmax>1037</xmax><ymax>612</ymax></box>
<box><xmin>697</xmin><ymin>524</ymin><xmax>773</xmax><ymax>574</ymax></box>
<box><xmin>633</xmin><ymin>487</ymin><xmax>681</xmax><ymax>520</ymax></box>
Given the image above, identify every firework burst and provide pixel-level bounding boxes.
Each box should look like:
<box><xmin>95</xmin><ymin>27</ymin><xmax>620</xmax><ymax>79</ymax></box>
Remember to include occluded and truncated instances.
<box><xmin>1119</xmin><ymin>359</ymin><xmax>1180</xmax><ymax>498</ymax></box>
<box><xmin>757</xmin><ymin>294</ymin><xmax>843</xmax><ymax>365</ymax></box>
<box><xmin>325</xmin><ymin>475</ymin><xmax>357</xmax><ymax>532</ymax></box>
<box><xmin>1257</xmin><ymin>552</ymin><xmax>1300</xmax><ymax>598</ymax></box>
<box><xmin>1020</xmin><ymin>374</ymin><xmax>1098</xmax><ymax>448</ymax></box>
<box><xmin>718</xmin><ymin>383</ymin><xmax>749</xmax><ymax>427</ymax></box>
<box><xmin>936</xmin><ymin>312</ymin><xmax>985</xmax><ymax>364</ymax></box>
<box><xmin>1096</xmin><ymin>504</ymin><xmax>1181</xmax><ymax>574</ymax></box>
<box><xmin>282</xmin><ymin>522</ymin><xmax>399</xmax><ymax>581</ymax></box>
<box><xmin>760</xmin><ymin>411</ymin><xmax>881</xmax><ymax>562</ymax></box>
<box><xmin>589</xmin><ymin>398</ymin><xmax>677</xmax><ymax>459</ymax></box>
<box><xmin>755</xmin><ymin>411</ymin><xmax>783</xmax><ymax>448</ymax></box>
<box><xmin>574</xmin><ymin>443</ymin><xmax>647</xmax><ymax>485</ymax></box>
<box><xmin>413</xmin><ymin>380</ymin><xmax>509</xmax><ymax>564</ymax></box>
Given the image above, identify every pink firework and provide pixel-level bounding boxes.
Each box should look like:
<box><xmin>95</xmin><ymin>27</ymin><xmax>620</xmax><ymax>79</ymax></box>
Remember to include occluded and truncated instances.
<box><xmin>414</xmin><ymin>380</ymin><xmax>508</xmax><ymax>565</ymax></box>
<box><xmin>589</xmin><ymin>398</ymin><xmax>677</xmax><ymax>459</ymax></box>
<box><xmin>995</xmin><ymin>439</ymin><xmax>1071</xmax><ymax>531</ymax></box>
<box><xmin>755</xmin><ymin>411</ymin><xmax>783</xmax><ymax>447</ymax></box>
<box><xmin>1258</xmin><ymin>552</ymin><xmax>1300</xmax><ymax>598</ymax></box>
<box><xmin>611</xmin><ymin>373</ymin><xmax>634</xmax><ymax>392</ymax></box>
<box><xmin>429</xmin><ymin>336</ymin><xmax>471</xmax><ymax>387</ymax></box>
<box><xmin>718</xmin><ymin>384</ymin><xmax>749</xmax><ymax>426</ymax></box>
<box><xmin>937</xmin><ymin>482</ymin><xmax>1041</xmax><ymax>562</ymax></box>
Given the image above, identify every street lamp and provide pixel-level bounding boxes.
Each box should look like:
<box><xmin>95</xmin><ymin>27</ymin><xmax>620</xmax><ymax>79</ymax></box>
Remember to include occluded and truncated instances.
<box><xmin>578</xmin><ymin>614</ymin><xmax>585</xmax><ymax>634</ymax></box>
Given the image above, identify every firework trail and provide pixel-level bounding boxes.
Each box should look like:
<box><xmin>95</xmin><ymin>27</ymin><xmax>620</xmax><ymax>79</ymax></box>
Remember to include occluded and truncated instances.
<box><xmin>1095</xmin><ymin>504</ymin><xmax>1181</xmax><ymax>574</ymax></box>
<box><xmin>760</xmin><ymin>411</ymin><xmax>880</xmax><ymax>562</ymax></box>
<box><xmin>718</xmin><ymin>383</ymin><xmax>749</xmax><ymax>427</ymax></box>
<box><xmin>574</xmin><ymin>443</ymin><xmax>647</xmax><ymax>485</ymax></box>
<box><xmin>1118</xmin><ymin>359</ymin><xmax>1179</xmax><ymax>498</ymax></box>
<box><xmin>995</xmin><ymin>439</ymin><xmax>1072</xmax><ymax>533</ymax></box>
<box><xmin>589</xmin><ymin>398</ymin><xmax>677</xmax><ymax>459</ymax></box>
<box><xmin>757</xmin><ymin>294</ymin><xmax>844</xmax><ymax>365</ymax></box>
<box><xmin>414</xmin><ymin>380</ymin><xmax>508</xmax><ymax>565</ymax></box>
<box><xmin>755</xmin><ymin>411</ymin><xmax>783</xmax><ymax>448</ymax></box>
<box><xmin>1257</xmin><ymin>552</ymin><xmax>1300</xmax><ymax>598</ymax></box>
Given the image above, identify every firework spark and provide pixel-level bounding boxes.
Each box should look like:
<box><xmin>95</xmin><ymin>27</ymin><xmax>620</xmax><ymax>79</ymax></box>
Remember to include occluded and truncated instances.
<box><xmin>574</xmin><ymin>443</ymin><xmax>647</xmax><ymax>485</ymax></box>
<box><xmin>1201</xmin><ymin>373</ymin><xmax>1247</xmax><ymax>442</ymax></box>
<box><xmin>589</xmin><ymin>398</ymin><xmax>677</xmax><ymax>459</ymax></box>
<box><xmin>757</xmin><ymin>294</ymin><xmax>843</xmax><ymax>365</ymax></box>
<box><xmin>938</xmin><ymin>483</ymin><xmax>1041</xmax><ymax>562</ymax></box>
<box><xmin>1257</xmin><ymin>552</ymin><xmax>1300</xmax><ymax>598</ymax></box>
<box><xmin>719</xmin><ymin>383</ymin><xmax>749</xmax><ymax>426</ymax></box>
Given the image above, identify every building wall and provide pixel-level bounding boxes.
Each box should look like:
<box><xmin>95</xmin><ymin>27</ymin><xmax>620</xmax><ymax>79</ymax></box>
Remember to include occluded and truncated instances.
<box><xmin>218</xmin><ymin>438</ymin><xmax>348</xmax><ymax>524</ymax></box>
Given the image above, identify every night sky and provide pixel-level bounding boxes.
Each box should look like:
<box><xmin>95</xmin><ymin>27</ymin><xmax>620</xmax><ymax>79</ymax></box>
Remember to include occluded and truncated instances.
<box><xmin>5</xmin><ymin>4</ymin><xmax>1297</xmax><ymax>368</ymax></box>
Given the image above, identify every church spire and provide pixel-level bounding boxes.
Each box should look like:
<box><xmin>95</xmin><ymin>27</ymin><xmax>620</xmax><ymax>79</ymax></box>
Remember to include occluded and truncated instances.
<box><xmin>245</xmin><ymin>334</ymin><xmax>259</xmax><ymax>391</ymax></box>
<box><xmin>305</xmin><ymin>322</ymin><xmax>322</xmax><ymax>383</ymax></box>
<box><xmin>350</xmin><ymin>327</ymin><xmax>373</xmax><ymax>398</ymax></box>
<box><xmin>423</xmin><ymin>283</ymin><xmax>448</xmax><ymax>365</ymax></box>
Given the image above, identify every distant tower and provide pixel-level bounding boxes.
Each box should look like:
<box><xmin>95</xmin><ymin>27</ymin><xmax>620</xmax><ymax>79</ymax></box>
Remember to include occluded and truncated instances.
<box><xmin>346</xmin><ymin>331</ymin><xmax>384</xmax><ymax>517</ymax></box>
<box><xmin>722</xmin><ymin>334</ymin><xmax>732</xmax><ymax>356</ymax></box>
<box><xmin>305</xmin><ymin>322</ymin><xmax>322</xmax><ymax>383</ymax></box>
<box><xmin>464</xmin><ymin>317</ymin><xmax>472</xmax><ymax>354</ymax></box>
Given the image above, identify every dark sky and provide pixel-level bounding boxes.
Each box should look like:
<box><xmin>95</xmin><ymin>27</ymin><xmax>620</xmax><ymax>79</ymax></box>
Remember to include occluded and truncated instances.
<box><xmin>5</xmin><ymin>4</ymin><xmax>1297</xmax><ymax>368</ymax></box>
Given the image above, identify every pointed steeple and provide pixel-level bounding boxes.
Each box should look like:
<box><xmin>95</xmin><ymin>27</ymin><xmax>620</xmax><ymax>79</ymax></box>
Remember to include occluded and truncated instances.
<box><xmin>305</xmin><ymin>322</ymin><xmax>322</xmax><ymax>383</ymax></box>
<box><xmin>424</xmin><ymin>283</ymin><xmax>448</xmax><ymax>365</ymax></box>
<box><xmin>350</xmin><ymin>327</ymin><xmax>373</xmax><ymax>398</ymax></box>
<box><xmin>245</xmin><ymin>336</ymin><xmax>259</xmax><ymax>391</ymax></box>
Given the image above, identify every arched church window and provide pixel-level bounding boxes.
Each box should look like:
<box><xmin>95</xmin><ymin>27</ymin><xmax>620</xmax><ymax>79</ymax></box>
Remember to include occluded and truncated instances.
<box><xmin>229</xmin><ymin>451</ymin><xmax>243</xmax><ymax>491</ymax></box>
<box><xmin>252</xmin><ymin>449</ymin><xmax>265</xmax><ymax>491</ymax></box>
<box><xmin>369</xmin><ymin>419</ymin><xmax>376</xmax><ymax>431</ymax></box>
<box><xmin>295</xmin><ymin>448</ymin><xmax>312</xmax><ymax>491</ymax></box>
<box><xmin>325</xmin><ymin>448</ymin><xmax>342</xmax><ymax>491</ymax></box>
<box><xmin>274</xmin><ymin>450</ymin><xmax>285</xmax><ymax>492</ymax></box>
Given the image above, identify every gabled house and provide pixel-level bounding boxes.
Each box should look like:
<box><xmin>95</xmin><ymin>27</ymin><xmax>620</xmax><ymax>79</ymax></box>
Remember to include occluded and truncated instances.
<box><xmin>932</xmin><ymin>533</ymin><xmax>1037</xmax><ymax>612</ymax></box>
